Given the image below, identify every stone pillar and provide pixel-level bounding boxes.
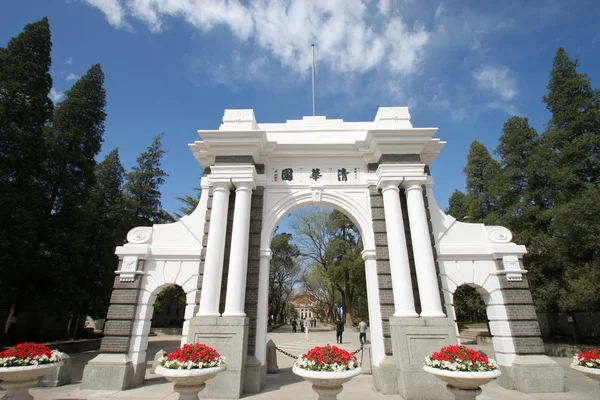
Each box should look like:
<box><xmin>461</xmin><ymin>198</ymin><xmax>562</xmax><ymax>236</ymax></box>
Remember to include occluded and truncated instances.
<box><xmin>255</xmin><ymin>249</ymin><xmax>272</xmax><ymax>366</ymax></box>
<box><xmin>378</xmin><ymin>180</ymin><xmax>418</xmax><ymax>317</ymax></box>
<box><xmin>198</xmin><ymin>181</ymin><xmax>232</xmax><ymax>316</ymax></box>
<box><xmin>404</xmin><ymin>180</ymin><xmax>445</xmax><ymax>318</ymax></box>
<box><xmin>223</xmin><ymin>180</ymin><xmax>255</xmax><ymax>317</ymax></box>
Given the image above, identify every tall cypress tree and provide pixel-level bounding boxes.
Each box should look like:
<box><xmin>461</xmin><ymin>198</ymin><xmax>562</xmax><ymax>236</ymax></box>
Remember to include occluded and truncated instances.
<box><xmin>541</xmin><ymin>48</ymin><xmax>600</xmax><ymax>311</ymax></box>
<box><xmin>36</xmin><ymin>64</ymin><xmax>107</xmax><ymax>313</ymax></box>
<box><xmin>0</xmin><ymin>18</ymin><xmax>53</xmax><ymax>339</ymax></box>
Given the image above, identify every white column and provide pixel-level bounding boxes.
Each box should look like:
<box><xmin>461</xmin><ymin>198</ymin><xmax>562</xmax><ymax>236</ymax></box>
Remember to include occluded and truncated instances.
<box><xmin>379</xmin><ymin>180</ymin><xmax>418</xmax><ymax>317</ymax></box>
<box><xmin>223</xmin><ymin>181</ymin><xmax>255</xmax><ymax>316</ymax></box>
<box><xmin>197</xmin><ymin>181</ymin><xmax>232</xmax><ymax>316</ymax></box>
<box><xmin>255</xmin><ymin>249</ymin><xmax>272</xmax><ymax>365</ymax></box>
<box><xmin>362</xmin><ymin>249</ymin><xmax>385</xmax><ymax>365</ymax></box>
<box><xmin>404</xmin><ymin>180</ymin><xmax>445</xmax><ymax>317</ymax></box>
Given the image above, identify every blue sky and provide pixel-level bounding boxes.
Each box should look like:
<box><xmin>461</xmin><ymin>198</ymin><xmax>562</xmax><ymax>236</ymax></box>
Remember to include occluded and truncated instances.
<box><xmin>1</xmin><ymin>0</ymin><xmax>599</xmax><ymax>220</ymax></box>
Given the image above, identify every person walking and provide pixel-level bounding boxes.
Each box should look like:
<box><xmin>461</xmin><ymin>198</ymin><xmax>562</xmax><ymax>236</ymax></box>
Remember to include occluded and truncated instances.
<box><xmin>304</xmin><ymin>318</ymin><xmax>310</xmax><ymax>341</ymax></box>
<box><xmin>335</xmin><ymin>319</ymin><xmax>344</xmax><ymax>344</ymax></box>
<box><xmin>291</xmin><ymin>319</ymin><xmax>297</xmax><ymax>333</ymax></box>
<box><xmin>358</xmin><ymin>319</ymin><xmax>367</xmax><ymax>346</ymax></box>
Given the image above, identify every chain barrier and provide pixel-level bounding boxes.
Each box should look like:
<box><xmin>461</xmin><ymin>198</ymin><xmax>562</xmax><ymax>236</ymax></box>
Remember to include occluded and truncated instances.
<box><xmin>275</xmin><ymin>346</ymin><xmax>298</xmax><ymax>359</ymax></box>
<box><xmin>275</xmin><ymin>345</ymin><xmax>363</xmax><ymax>360</ymax></box>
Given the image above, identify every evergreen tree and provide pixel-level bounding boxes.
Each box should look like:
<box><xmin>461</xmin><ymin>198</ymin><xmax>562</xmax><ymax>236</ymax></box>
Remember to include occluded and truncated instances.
<box><xmin>34</xmin><ymin>64</ymin><xmax>107</xmax><ymax>313</ymax></box>
<box><xmin>0</xmin><ymin>18</ymin><xmax>53</xmax><ymax>339</ymax></box>
<box><xmin>540</xmin><ymin>48</ymin><xmax>600</xmax><ymax>311</ymax></box>
<box><xmin>446</xmin><ymin>189</ymin><xmax>469</xmax><ymax>221</ymax></box>
<box><xmin>173</xmin><ymin>187</ymin><xmax>201</xmax><ymax>219</ymax></box>
<box><xmin>463</xmin><ymin>141</ymin><xmax>501</xmax><ymax>222</ymax></box>
<box><xmin>124</xmin><ymin>133</ymin><xmax>169</xmax><ymax>227</ymax></box>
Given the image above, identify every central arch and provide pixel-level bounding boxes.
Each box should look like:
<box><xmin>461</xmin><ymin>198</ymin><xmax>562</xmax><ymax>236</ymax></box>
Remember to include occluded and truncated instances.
<box><xmin>255</xmin><ymin>187</ymin><xmax>384</xmax><ymax>371</ymax></box>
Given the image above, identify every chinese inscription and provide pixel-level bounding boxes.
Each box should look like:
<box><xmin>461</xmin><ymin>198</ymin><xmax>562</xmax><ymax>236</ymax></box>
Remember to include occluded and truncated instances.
<box><xmin>310</xmin><ymin>168</ymin><xmax>322</xmax><ymax>181</ymax></box>
<box><xmin>270</xmin><ymin>166</ymin><xmax>361</xmax><ymax>183</ymax></box>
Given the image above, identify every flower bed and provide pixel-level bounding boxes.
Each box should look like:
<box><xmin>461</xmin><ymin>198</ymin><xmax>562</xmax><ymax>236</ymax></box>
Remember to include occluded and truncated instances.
<box><xmin>572</xmin><ymin>348</ymin><xmax>600</xmax><ymax>369</ymax></box>
<box><xmin>424</xmin><ymin>345</ymin><xmax>497</xmax><ymax>372</ymax></box>
<box><xmin>295</xmin><ymin>344</ymin><xmax>359</xmax><ymax>373</ymax></box>
<box><xmin>0</xmin><ymin>342</ymin><xmax>64</xmax><ymax>368</ymax></box>
<box><xmin>159</xmin><ymin>343</ymin><xmax>225</xmax><ymax>370</ymax></box>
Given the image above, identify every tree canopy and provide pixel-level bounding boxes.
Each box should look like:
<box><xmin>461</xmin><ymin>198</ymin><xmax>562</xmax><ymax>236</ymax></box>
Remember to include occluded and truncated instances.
<box><xmin>447</xmin><ymin>47</ymin><xmax>600</xmax><ymax>313</ymax></box>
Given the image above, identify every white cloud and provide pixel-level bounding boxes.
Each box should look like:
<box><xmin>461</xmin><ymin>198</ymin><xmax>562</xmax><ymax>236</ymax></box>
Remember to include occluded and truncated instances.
<box><xmin>80</xmin><ymin>0</ymin><xmax>431</xmax><ymax>77</ymax></box>
<box><xmin>473</xmin><ymin>65</ymin><xmax>517</xmax><ymax>100</ymax></box>
<box><xmin>378</xmin><ymin>0</ymin><xmax>391</xmax><ymax>14</ymax></box>
<box><xmin>83</xmin><ymin>0</ymin><xmax>131</xmax><ymax>30</ymax></box>
<box><xmin>66</xmin><ymin>73</ymin><xmax>79</xmax><ymax>81</ymax></box>
<box><xmin>488</xmin><ymin>101</ymin><xmax>518</xmax><ymax>116</ymax></box>
<box><xmin>66</xmin><ymin>57</ymin><xmax>73</xmax><ymax>65</ymax></box>
<box><xmin>49</xmin><ymin>88</ymin><xmax>64</xmax><ymax>103</ymax></box>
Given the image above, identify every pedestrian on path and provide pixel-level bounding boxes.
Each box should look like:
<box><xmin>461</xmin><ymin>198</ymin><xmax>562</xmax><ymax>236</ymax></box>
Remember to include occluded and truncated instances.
<box><xmin>358</xmin><ymin>319</ymin><xmax>367</xmax><ymax>346</ymax></box>
<box><xmin>304</xmin><ymin>318</ymin><xmax>310</xmax><ymax>341</ymax></box>
<box><xmin>336</xmin><ymin>319</ymin><xmax>344</xmax><ymax>344</ymax></box>
<box><xmin>291</xmin><ymin>319</ymin><xmax>297</xmax><ymax>333</ymax></box>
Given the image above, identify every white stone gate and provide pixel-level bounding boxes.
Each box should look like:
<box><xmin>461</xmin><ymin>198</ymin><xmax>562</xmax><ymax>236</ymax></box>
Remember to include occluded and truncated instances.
<box><xmin>82</xmin><ymin>107</ymin><xmax>565</xmax><ymax>399</ymax></box>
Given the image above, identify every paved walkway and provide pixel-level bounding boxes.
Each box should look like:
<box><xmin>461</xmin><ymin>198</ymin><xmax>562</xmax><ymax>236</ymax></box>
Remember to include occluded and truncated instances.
<box><xmin>1</xmin><ymin>326</ymin><xmax>598</xmax><ymax>399</ymax></box>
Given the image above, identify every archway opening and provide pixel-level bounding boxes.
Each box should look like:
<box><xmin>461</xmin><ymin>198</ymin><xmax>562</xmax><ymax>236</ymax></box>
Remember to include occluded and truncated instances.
<box><xmin>151</xmin><ymin>284</ymin><xmax>186</xmax><ymax>335</ymax></box>
<box><xmin>453</xmin><ymin>284</ymin><xmax>490</xmax><ymax>345</ymax></box>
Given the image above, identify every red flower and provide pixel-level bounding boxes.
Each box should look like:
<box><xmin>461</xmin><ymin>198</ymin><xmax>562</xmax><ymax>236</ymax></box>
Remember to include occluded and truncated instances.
<box><xmin>160</xmin><ymin>343</ymin><xmax>225</xmax><ymax>370</ymax></box>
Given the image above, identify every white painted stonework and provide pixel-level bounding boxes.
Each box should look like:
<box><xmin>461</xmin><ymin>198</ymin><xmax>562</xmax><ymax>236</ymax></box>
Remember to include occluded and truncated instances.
<box><xmin>109</xmin><ymin>107</ymin><xmax>535</xmax><ymax>395</ymax></box>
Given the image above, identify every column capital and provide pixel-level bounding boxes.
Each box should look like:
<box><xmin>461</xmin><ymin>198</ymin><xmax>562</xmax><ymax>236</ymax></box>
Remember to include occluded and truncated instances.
<box><xmin>377</xmin><ymin>179</ymin><xmax>402</xmax><ymax>192</ymax></box>
<box><xmin>375</xmin><ymin>163</ymin><xmax>426</xmax><ymax>190</ymax></box>
<box><xmin>232</xmin><ymin>179</ymin><xmax>256</xmax><ymax>191</ymax></box>
<box><xmin>210</xmin><ymin>180</ymin><xmax>233</xmax><ymax>191</ymax></box>
<box><xmin>403</xmin><ymin>178</ymin><xmax>427</xmax><ymax>191</ymax></box>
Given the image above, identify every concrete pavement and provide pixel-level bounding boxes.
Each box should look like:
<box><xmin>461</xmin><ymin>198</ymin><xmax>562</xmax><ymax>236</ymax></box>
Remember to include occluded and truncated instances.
<box><xmin>1</xmin><ymin>326</ymin><xmax>598</xmax><ymax>399</ymax></box>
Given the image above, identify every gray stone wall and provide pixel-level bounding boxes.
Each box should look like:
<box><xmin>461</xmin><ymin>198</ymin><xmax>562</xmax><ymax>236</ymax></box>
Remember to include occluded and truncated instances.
<box><xmin>100</xmin><ymin>263</ymin><xmax>144</xmax><ymax>353</ymax></box>
<box><xmin>245</xmin><ymin>186</ymin><xmax>263</xmax><ymax>356</ymax></box>
<box><xmin>496</xmin><ymin>266</ymin><xmax>545</xmax><ymax>355</ymax></box>
<box><xmin>370</xmin><ymin>186</ymin><xmax>393</xmax><ymax>355</ymax></box>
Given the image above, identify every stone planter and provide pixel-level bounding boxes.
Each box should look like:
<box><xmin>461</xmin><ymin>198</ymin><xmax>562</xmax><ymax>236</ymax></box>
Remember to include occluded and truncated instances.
<box><xmin>155</xmin><ymin>364</ymin><xmax>226</xmax><ymax>400</ymax></box>
<box><xmin>292</xmin><ymin>366</ymin><xmax>363</xmax><ymax>400</ymax></box>
<box><xmin>571</xmin><ymin>364</ymin><xmax>600</xmax><ymax>385</ymax></box>
<box><xmin>0</xmin><ymin>362</ymin><xmax>63</xmax><ymax>400</ymax></box>
<box><xmin>423</xmin><ymin>366</ymin><xmax>501</xmax><ymax>400</ymax></box>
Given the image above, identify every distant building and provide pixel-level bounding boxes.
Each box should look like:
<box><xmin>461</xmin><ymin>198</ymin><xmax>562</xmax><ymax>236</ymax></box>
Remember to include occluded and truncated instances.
<box><xmin>291</xmin><ymin>294</ymin><xmax>318</xmax><ymax>320</ymax></box>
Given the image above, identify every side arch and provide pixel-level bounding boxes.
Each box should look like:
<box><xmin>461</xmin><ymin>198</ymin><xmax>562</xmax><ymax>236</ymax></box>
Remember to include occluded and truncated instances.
<box><xmin>438</xmin><ymin>259</ymin><xmax>516</xmax><ymax>366</ymax></box>
<box><xmin>127</xmin><ymin>259</ymin><xmax>201</xmax><ymax>383</ymax></box>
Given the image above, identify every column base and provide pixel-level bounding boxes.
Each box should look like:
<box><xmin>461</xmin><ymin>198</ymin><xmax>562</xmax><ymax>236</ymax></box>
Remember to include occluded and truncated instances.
<box><xmin>81</xmin><ymin>354</ymin><xmax>135</xmax><ymax>390</ymax></box>
<box><xmin>390</xmin><ymin>316</ymin><xmax>458</xmax><ymax>400</ymax></box>
<box><xmin>187</xmin><ymin>316</ymin><xmax>249</xmax><ymax>399</ymax></box>
<box><xmin>419</xmin><ymin>312</ymin><xmax>447</xmax><ymax>318</ymax></box>
<box><xmin>393</xmin><ymin>312</ymin><xmax>420</xmax><ymax>318</ymax></box>
<box><xmin>497</xmin><ymin>355</ymin><xmax>566</xmax><ymax>393</ymax></box>
<box><xmin>222</xmin><ymin>312</ymin><xmax>247</xmax><ymax>317</ymax></box>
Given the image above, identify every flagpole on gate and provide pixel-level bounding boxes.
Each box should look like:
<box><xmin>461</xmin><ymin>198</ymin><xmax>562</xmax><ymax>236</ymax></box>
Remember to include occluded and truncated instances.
<box><xmin>311</xmin><ymin>44</ymin><xmax>316</xmax><ymax>116</ymax></box>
